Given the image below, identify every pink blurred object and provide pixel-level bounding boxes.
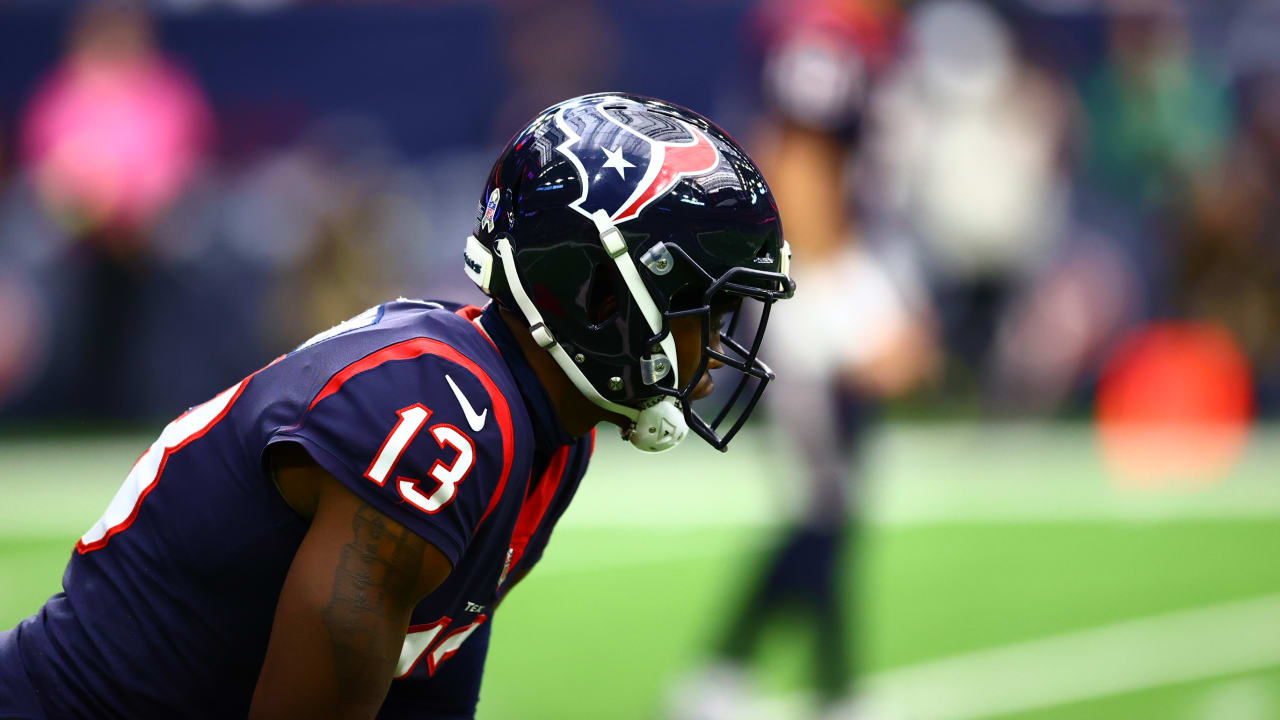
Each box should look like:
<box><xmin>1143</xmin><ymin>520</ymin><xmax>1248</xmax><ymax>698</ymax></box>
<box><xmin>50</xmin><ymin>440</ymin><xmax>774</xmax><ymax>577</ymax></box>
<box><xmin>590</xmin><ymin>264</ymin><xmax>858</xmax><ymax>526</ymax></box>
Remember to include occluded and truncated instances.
<box><xmin>751</xmin><ymin>0</ymin><xmax>901</xmax><ymax>71</ymax></box>
<box><xmin>21</xmin><ymin>43</ymin><xmax>211</xmax><ymax>241</ymax></box>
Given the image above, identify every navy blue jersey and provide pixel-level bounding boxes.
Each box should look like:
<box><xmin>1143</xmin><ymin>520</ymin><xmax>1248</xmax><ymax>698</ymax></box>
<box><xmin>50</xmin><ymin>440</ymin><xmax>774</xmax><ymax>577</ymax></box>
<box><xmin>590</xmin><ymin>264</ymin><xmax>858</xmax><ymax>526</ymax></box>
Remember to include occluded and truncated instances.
<box><xmin>1</xmin><ymin>300</ymin><xmax>594</xmax><ymax>720</ymax></box>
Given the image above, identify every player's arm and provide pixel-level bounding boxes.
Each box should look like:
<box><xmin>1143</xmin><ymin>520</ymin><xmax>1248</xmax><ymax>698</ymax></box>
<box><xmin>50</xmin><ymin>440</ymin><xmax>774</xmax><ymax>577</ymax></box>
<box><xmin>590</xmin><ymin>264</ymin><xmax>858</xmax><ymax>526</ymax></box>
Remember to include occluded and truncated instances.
<box><xmin>249</xmin><ymin>444</ymin><xmax>452</xmax><ymax>720</ymax></box>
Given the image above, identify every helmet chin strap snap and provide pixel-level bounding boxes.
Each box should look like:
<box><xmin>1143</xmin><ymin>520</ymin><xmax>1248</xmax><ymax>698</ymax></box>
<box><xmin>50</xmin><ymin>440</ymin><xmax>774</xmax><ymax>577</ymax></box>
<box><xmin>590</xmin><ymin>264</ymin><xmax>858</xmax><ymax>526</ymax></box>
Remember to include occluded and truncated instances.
<box><xmin>629</xmin><ymin>396</ymin><xmax>689</xmax><ymax>452</ymax></box>
<box><xmin>493</xmin><ymin>235</ymin><xmax>690</xmax><ymax>453</ymax></box>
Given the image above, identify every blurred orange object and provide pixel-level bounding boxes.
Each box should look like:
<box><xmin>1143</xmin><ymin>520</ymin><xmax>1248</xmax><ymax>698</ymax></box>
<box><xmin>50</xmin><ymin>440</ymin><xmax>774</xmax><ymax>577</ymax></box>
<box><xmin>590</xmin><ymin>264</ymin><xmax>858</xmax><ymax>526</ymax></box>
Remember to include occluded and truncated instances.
<box><xmin>1095</xmin><ymin>321</ymin><xmax>1254</xmax><ymax>486</ymax></box>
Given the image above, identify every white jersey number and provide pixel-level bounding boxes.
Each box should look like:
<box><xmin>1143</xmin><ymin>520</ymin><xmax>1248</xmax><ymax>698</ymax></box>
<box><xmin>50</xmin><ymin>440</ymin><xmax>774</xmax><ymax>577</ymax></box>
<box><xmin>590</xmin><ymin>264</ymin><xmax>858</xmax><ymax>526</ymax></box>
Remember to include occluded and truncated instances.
<box><xmin>395</xmin><ymin>614</ymin><xmax>489</xmax><ymax>679</ymax></box>
<box><xmin>78</xmin><ymin>380</ymin><xmax>246</xmax><ymax>553</ymax></box>
<box><xmin>365</xmin><ymin>404</ymin><xmax>475</xmax><ymax>514</ymax></box>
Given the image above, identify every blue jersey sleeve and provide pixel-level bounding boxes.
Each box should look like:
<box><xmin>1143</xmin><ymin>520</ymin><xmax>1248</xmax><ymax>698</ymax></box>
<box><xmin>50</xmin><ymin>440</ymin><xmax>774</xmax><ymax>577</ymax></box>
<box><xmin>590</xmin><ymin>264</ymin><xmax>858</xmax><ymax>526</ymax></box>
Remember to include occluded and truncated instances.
<box><xmin>271</xmin><ymin>339</ymin><xmax>515</xmax><ymax>566</ymax></box>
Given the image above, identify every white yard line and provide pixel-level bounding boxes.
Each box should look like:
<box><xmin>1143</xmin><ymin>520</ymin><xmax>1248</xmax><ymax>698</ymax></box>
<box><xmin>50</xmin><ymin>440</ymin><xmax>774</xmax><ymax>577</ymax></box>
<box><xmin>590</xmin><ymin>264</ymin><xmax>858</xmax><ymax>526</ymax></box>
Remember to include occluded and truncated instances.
<box><xmin>4</xmin><ymin>424</ymin><xmax>1280</xmax><ymax>534</ymax></box>
<box><xmin>533</xmin><ymin>537</ymin><xmax>1280</xmax><ymax>719</ymax></box>
<box><xmin>519</xmin><ymin>536</ymin><xmax>1280</xmax><ymax>718</ymax></box>
<box><xmin>856</xmin><ymin>593</ymin><xmax>1280</xmax><ymax>719</ymax></box>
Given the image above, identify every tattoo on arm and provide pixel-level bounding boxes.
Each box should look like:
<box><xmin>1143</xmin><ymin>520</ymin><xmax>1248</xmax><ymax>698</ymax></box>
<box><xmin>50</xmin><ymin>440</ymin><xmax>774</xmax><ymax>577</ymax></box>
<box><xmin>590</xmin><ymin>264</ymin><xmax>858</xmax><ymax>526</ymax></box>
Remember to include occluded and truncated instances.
<box><xmin>321</xmin><ymin>501</ymin><xmax>427</xmax><ymax>703</ymax></box>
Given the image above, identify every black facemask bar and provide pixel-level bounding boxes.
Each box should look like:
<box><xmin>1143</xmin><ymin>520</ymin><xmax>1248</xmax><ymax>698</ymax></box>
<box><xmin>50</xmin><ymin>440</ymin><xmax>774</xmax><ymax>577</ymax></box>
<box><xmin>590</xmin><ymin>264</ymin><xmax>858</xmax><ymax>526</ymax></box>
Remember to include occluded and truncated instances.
<box><xmin>655</xmin><ymin>261</ymin><xmax>795</xmax><ymax>451</ymax></box>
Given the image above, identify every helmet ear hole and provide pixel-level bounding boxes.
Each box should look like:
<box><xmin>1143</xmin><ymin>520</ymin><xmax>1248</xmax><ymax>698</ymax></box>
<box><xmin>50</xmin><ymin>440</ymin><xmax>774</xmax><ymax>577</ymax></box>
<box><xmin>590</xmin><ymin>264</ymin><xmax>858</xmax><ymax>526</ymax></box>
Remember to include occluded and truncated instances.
<box><xmin>586</xmin><ymin>262</ymin><xmax>622</xmax><ymax>327</ymax></box>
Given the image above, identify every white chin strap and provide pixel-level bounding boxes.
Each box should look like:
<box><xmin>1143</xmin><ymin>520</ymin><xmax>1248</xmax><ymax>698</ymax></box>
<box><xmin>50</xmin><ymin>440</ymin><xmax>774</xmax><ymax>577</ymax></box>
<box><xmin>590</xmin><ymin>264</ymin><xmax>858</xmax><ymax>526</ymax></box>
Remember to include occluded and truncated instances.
<box><xmin>491</xmin><ymin>210</ymin><xmax>689</xmax><ymax>453</ymax></box>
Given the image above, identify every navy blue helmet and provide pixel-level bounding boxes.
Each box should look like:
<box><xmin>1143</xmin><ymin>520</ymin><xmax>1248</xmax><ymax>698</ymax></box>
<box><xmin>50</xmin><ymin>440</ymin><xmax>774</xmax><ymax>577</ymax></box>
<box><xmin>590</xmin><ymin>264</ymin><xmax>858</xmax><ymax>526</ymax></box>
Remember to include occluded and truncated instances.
<box><xmin>464</xmin><ymin>93</ymin><xmax>794</xmax><ymax>452</ymax></box>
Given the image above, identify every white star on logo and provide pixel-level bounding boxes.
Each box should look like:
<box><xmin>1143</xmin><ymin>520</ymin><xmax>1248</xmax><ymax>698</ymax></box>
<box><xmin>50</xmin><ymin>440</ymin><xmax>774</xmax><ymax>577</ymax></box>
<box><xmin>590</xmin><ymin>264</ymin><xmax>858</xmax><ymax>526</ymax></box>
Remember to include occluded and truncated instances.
<box><xmin>602</xmin><ymin>145</ymin><xmax>635</xmax><ymax>179</ymax></box>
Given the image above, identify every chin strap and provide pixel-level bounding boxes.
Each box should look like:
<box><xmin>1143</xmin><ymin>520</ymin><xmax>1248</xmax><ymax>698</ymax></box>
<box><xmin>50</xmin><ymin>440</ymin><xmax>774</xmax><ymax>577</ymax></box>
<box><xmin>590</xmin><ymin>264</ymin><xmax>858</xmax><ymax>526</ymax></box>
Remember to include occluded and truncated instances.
<box><xmin>590</xmin><ymin>210</ymin><xmax>681</xmax><ymax>389</ymax></box>
<box><xmin>493</xmin><ymin>232</ymin><xmax>689</xmax><ymax>453</ymax></box>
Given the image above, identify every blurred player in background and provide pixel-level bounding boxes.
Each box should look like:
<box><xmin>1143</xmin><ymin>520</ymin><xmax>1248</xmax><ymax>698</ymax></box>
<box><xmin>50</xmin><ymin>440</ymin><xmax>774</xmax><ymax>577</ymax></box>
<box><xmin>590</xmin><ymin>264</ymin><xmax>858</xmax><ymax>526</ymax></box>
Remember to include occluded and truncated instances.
<box><xmin>670</xmin><ymin>1</ymin><xmax>937</xmax><ymax>718</ymax></box>
<box><xmin>0</xmin><ymin>94</ymin><xmax>793</xmax><ymax>720</ymax></box>
<box><xmin>1175</xmin><ymin>0</ymin><xmax>1280</xmax><ymax>407</ymax></box>
<box><xmin>16</xmin><ymin>0</ymin><xmax>212</xmax><ymax>418</ymax></box>
<box><xmin>865</xmin><ymin>0</ymin><xmax>1078</xmax><ymax>413</ymax></box>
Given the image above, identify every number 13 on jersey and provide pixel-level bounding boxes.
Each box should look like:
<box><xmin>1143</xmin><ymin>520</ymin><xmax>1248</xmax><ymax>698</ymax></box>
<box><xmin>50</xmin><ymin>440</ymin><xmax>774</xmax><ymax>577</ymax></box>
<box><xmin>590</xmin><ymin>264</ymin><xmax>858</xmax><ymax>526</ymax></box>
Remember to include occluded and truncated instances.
<box><xmin>364</xmin><ymin>404</ymin><xmax>476</xmax><ymax>514</ymax></box>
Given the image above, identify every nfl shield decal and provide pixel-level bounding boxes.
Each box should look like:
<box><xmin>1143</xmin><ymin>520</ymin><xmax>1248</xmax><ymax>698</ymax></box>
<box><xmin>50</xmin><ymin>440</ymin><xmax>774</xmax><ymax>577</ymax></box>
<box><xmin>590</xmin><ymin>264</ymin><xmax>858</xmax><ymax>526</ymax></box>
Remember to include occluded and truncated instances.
<box><xmin>481</xmin><ymin>188</ymin><xmax>501</xmax><ymax>232</ymax></box>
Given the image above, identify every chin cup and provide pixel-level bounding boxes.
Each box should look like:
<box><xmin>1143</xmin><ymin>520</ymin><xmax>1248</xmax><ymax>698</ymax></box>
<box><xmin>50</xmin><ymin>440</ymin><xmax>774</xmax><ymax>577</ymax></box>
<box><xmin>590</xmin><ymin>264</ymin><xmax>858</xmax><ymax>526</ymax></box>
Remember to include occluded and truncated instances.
<box><xmin>626</xmin><ymin>397</ymin><xmax>689</xmax><ymax>453</ymax></box>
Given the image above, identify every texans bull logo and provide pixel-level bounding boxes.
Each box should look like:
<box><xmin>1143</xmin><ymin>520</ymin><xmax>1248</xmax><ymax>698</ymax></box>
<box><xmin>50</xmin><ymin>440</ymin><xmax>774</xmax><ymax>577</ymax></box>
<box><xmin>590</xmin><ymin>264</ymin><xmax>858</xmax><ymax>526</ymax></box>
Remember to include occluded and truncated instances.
<box><xmin>554</xmin><ymin>99</ymin><xmax>720</xmax><ymax>224</ymax></box>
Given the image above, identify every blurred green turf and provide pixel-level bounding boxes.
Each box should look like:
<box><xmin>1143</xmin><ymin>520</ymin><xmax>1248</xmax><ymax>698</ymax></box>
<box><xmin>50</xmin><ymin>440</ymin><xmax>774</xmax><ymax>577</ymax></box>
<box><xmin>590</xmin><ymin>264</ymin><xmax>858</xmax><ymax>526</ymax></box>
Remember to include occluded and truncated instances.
<box><xmin>2</xmin><ymin>425</ymin><xmax>1279</xmax><ymax>719</ymax></box>
<box><xmin>0</xmin><ymin>536</ymin><xmax>72</xmax><ymax>620</ymax></box>
<box><xmin>476</xmin><ymin>520</ymin><xmax>1280</xmax><ymax>719</ymax></box>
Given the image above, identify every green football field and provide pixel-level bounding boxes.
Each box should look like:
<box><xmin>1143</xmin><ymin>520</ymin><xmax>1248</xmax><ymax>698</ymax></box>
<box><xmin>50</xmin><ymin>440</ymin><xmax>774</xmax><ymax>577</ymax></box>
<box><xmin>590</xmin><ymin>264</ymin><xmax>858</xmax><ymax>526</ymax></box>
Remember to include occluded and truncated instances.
<box><xmin>3</xmin><ymin>423</ymin><xmax>1279</xmax><ymax>719</ymax></box>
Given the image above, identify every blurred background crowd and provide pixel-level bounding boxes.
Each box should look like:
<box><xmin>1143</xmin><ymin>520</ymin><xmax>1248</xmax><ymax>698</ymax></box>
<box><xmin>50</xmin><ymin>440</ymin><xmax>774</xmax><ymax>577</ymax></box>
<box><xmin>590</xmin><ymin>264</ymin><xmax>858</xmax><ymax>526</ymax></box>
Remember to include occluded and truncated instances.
<box><xmin>0</xmin><ymin>0</ymin><xmax>1276</xmax><ymax>436</ymax></box>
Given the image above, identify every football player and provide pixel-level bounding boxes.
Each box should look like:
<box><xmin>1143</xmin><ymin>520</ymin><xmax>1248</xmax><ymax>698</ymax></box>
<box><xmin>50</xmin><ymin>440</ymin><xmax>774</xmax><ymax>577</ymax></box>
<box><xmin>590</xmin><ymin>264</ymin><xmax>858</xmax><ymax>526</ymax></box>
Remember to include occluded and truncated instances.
<box><xmin>669</xmin><ymin>2</ymin><xmax>937</xmax><ymax>718</ymax></box>
<box><xmin>0</xmin><ymin>93</ymin><xmax>793</xmax><ymax>720</ymax></box>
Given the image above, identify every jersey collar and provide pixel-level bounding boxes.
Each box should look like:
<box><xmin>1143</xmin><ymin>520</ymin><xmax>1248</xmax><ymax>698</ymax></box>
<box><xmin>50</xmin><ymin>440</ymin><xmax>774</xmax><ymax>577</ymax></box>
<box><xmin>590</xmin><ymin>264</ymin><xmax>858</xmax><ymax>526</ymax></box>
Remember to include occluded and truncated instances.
<box><xmin>480</xmin><ymin>303</ymin><xmax>575</xmax><ymax>450</ymax></box>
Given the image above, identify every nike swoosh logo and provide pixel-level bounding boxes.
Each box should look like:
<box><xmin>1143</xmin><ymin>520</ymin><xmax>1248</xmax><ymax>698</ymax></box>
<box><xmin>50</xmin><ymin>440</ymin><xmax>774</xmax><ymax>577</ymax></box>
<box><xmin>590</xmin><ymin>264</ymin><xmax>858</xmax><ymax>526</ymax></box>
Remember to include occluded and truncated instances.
<box><xmin>445</xmin><ymin>374</ymin><xmax>488</xmax><ymax>432</ymax></box>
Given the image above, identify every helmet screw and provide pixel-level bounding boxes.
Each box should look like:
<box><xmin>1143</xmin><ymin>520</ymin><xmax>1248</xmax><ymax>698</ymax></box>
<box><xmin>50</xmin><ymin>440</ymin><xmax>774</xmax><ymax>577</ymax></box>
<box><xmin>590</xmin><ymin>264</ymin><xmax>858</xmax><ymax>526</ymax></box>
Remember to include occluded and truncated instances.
<box><xmin>574</xmin><ymin>353</ymin><xmax>586</xmax><ymax>364</ymax></box>
<box><xmin>640</xmin><ymin>242</ymin><xmax>675</xmax><ymax>276</ymax></box>
<box><xmin>608</xmin><ymin>377</ymin><xmax>624</xmax><ymax>392</ymax></box>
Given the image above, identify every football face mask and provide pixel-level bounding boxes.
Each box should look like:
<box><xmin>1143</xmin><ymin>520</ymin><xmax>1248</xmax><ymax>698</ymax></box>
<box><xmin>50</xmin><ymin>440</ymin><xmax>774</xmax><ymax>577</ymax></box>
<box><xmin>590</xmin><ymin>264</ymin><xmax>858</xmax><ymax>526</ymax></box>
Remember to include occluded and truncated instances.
<box><xmin>660</xmin><ymin>263</ymin><xmax>795</xmax><ymax>451</ymax></box>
